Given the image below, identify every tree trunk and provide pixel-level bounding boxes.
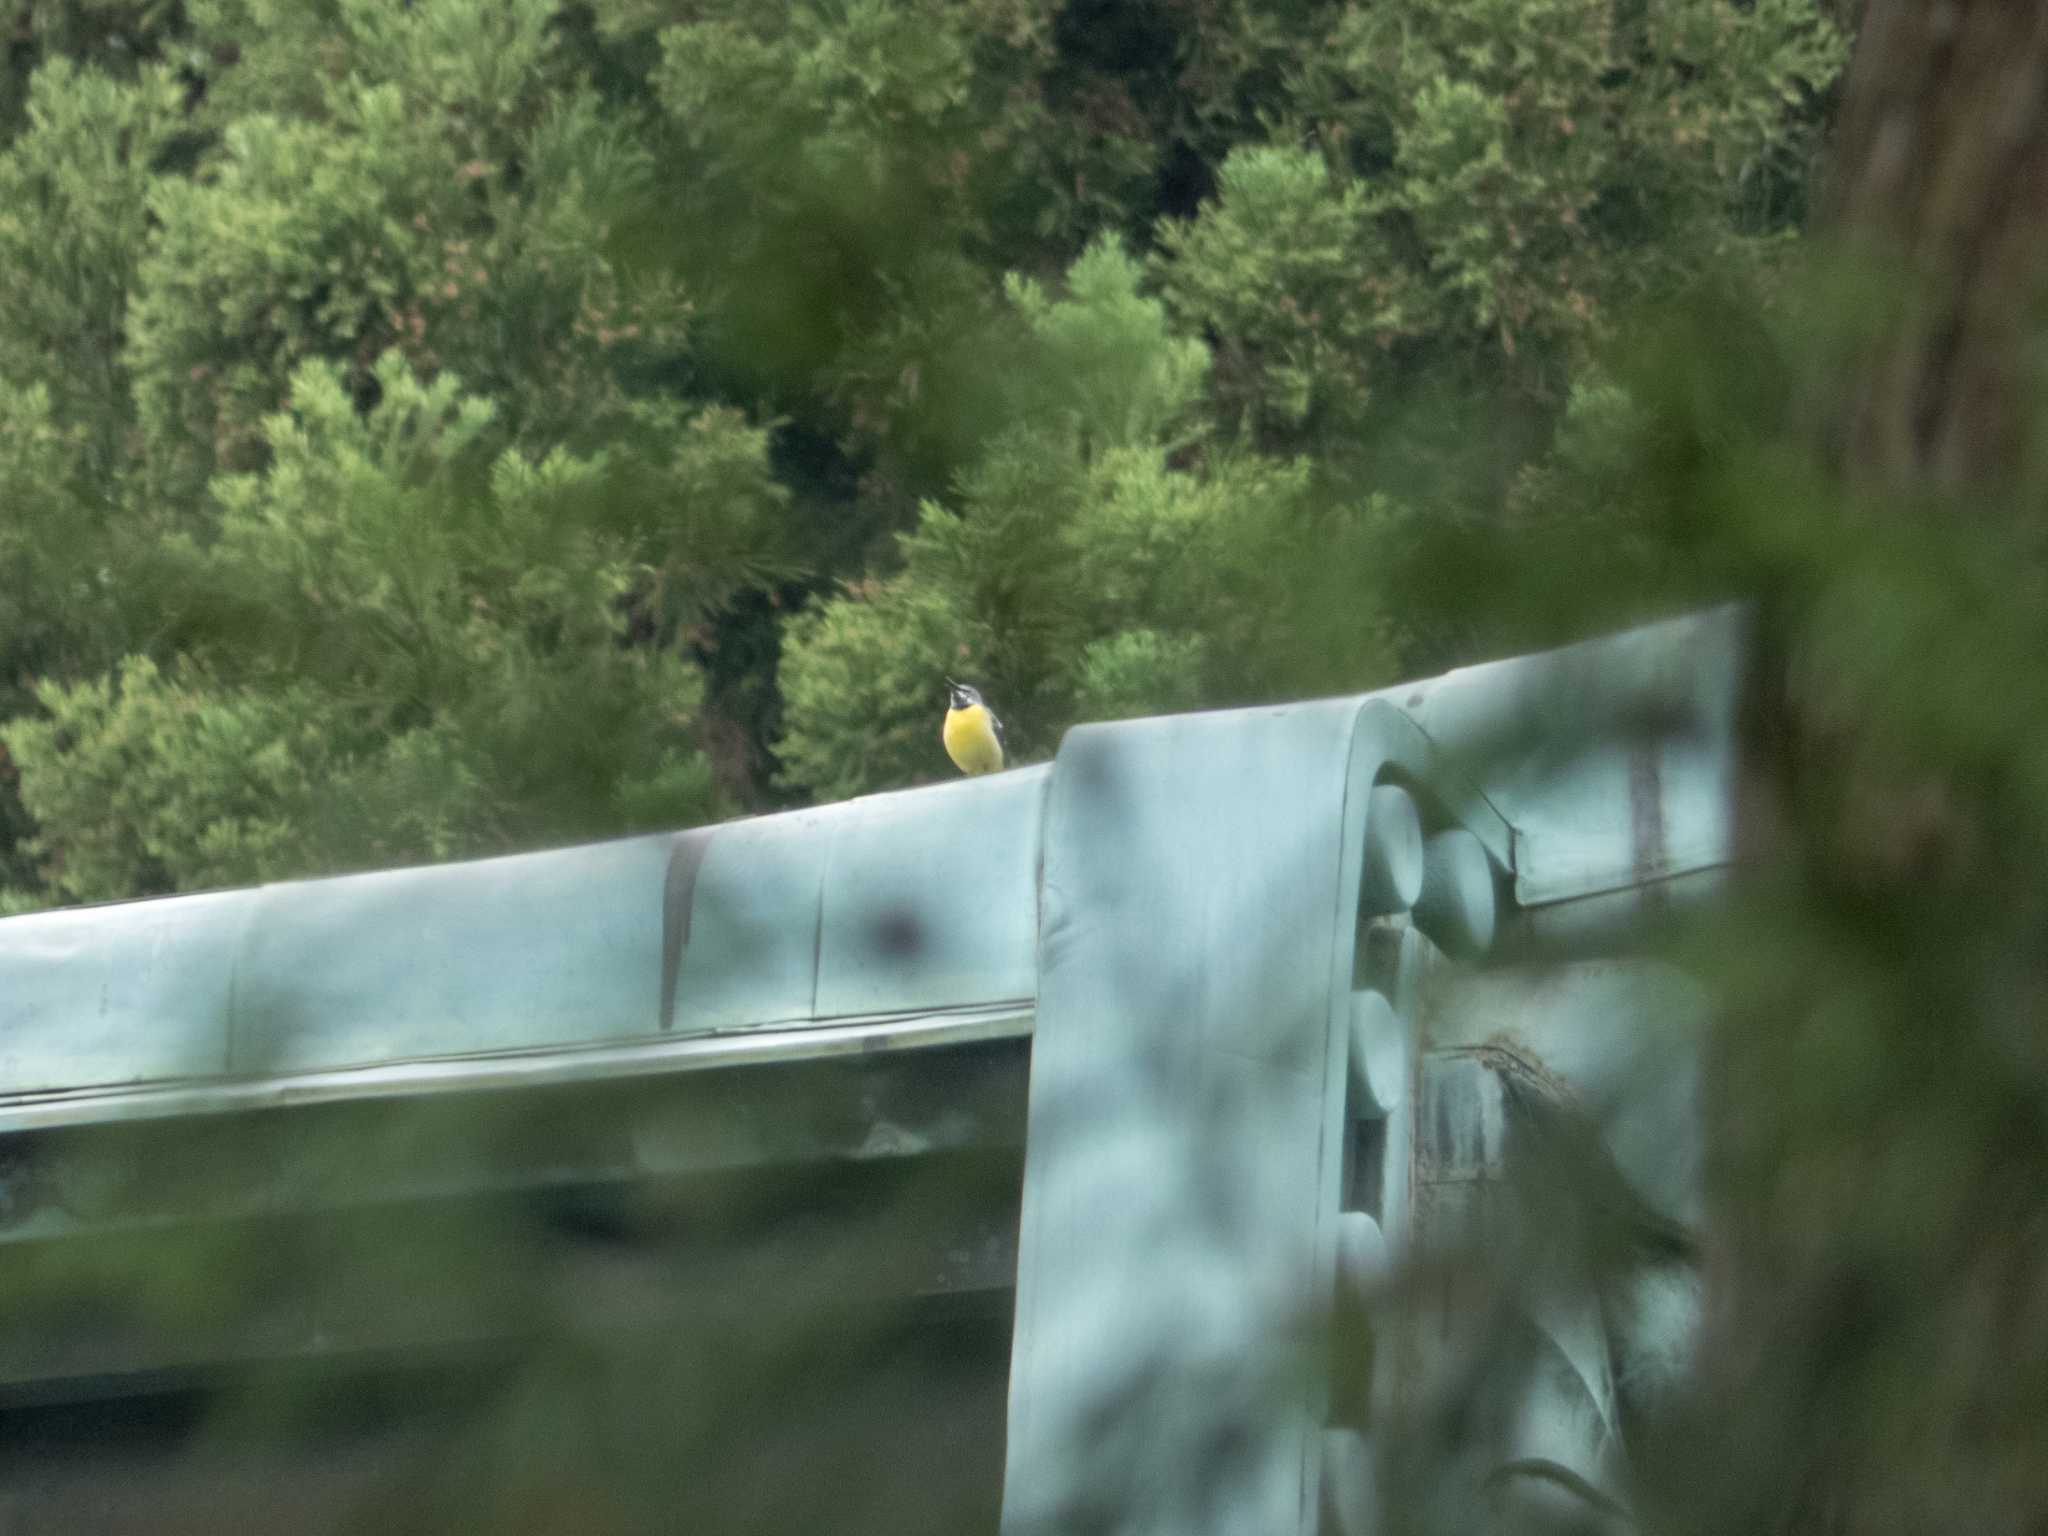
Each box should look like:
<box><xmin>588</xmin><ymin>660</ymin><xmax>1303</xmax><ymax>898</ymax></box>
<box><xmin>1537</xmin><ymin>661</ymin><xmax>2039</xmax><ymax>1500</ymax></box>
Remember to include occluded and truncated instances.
<box><xmin>1693</xmin><ymin>8</ymin><xmax>2048</xmax><ymax>1536</ymax></box>
<box><xmin>1703</xmin><ymin>3</ymin><xmax>2048</xmax><ymax>1536</ymax></box>
<box><xmin>1822</xmin><ymin>0</ymin><xmax>2048</xmax><ymax>487</ymax></box>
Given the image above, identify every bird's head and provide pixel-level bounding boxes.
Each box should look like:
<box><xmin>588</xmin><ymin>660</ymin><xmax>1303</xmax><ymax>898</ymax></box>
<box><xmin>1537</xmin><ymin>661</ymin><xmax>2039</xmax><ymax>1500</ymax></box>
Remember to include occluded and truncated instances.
<box><xmin>946</xmin><ymin>677</ymin><xmax>985</xmax><ymax>711</ymax></box>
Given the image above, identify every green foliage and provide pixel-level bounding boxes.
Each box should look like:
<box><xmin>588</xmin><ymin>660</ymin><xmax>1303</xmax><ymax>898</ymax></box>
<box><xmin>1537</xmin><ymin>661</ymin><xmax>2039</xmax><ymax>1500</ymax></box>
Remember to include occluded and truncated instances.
<box><xmin>132</xmin><ymin>7</ymin><xmax>687</xmax><ymax>503</ymax></box>
<box><xmin>632</xmin><ymin>0</ymin><xmax>1061</xmax><ymax>498</ymax></box>
<box><xmin>1071</xmin><ymin>627</ymin><xmax>1208</xmax><ymax>723</ymax></box>
<box><xmin>188</xmin><ymin>0</ymin><xmax>572</xmax><ymax>132</ymax></box>
<box><xmin>0</xmin><ymin>61</ymin><xmax>183</xmax><ymax>489</ymax></box>
<box><xmin>1159</xmin><ymin>0</ymin><xmax>1844</xmax><ymax>450</ymax></box>
<box><xmin>0</xmin><ymin>1</ymin><xmax>192</xmax><ymax>143</ymax></box>
<box><xmin>1155</xmin><ymin>146</ymin><xmax>1398</xmax><ymax>444</ymax></box>
<box><xmin>0</xmin><ymin>380</ymin><xmax>129</xmax><ymax>895</ymax></box>
<box><xmin>776</xmin><ymin>239</ymin><xmax>1399</xmax><ymax>796</ymax></box>
<box><xmin>0</xmin><ymin>384</ymin><xmax>117</xmax><ymax>698</ymax></box>
<box><xmin>31</xmin><ymin>7</ymin><xmax>2048</xmax><ymax>1536</ymax></box>
<box><xmin>0</xmin><ymin>0</ymin><xmax>1847</xmax><ymax>900</ymax></box>
<box><xmin>1001</xmin><ymin>239</ymin><xmax>1209</xmax><ymax>455</ymax></box>
<box><xmin>5</xmin><ymin>656</ymin><xmax>342</xmax><ymax>898</ymax></box>
<box><xmin>6</xmin><ymin>354</ymin><xmax>776</xmax><ymax>900</ymax></box>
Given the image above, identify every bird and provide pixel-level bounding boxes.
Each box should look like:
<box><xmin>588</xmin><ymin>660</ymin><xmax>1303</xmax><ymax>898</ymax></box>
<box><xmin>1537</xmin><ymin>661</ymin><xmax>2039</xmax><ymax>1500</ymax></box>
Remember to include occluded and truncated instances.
<box><xmin>942</xmin><ymin>678</ymin><xmax>1006</xmax><ymax>776</ymax></box>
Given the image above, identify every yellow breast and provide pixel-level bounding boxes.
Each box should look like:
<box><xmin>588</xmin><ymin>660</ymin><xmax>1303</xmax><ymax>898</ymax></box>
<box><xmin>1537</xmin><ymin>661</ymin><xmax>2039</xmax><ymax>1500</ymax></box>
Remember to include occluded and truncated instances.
<box><xmin>943</xmin><ymin>704</ymin><xmax>1004</xmax><ymax>775</ymax></box>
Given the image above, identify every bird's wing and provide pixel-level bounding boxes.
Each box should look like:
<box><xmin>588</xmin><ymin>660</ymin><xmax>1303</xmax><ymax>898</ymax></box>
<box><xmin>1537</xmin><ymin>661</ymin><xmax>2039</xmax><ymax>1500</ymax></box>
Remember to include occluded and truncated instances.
<box><xmin>989</xmin><ymin>709</ymin><xmax>1007</xmax><ymax>751</ymax></box>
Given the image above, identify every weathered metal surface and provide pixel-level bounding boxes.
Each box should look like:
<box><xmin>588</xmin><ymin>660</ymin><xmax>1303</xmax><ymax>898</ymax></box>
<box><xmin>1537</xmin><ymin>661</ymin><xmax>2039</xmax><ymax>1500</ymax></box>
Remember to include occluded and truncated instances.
<box><xmin>0</xmin><ymin>611</ymin><xmax>1727</xmax><ymax>1123</ymax></box>
<box><xmin>232</xmin><ymin>833</ymin><xmax>678</xmax><ymax>1074</ymax></box>
<box><xmin>1360</xmin><ymin>784</ymin><xmax>1425</xmax><ymax>915</ymax></box>
<box><xmin>812</xmin><ymin>769</ymin><xmax>1045</xmax><ymax>1018</ymax></box>
<box><xmin>0</xmin><ymin>1038</ymin><xmax>1028</xmax><ymax>1247</ymax></box>
<box><xmin>0</xmin><ymin>773</ymin><xmax>1045</xmax><ymax>1128</ymax></box>
<box><xmin>1414</xmin><ymin>829</ymin><xmax>1497</xmax><ymax>958</ymax></box>
<box><xmin>0</xmin><ymin>1007</ymin><xmax>1030</xmax><ymax>1136</ymax></box>
<box><xmin>0</xmin><ymin>1037</ymin><xmax>1029</xmax><ymax>1406</ymax></box>
<box><xmin>1399</xmin><ymin>604</ymin><xmax>1743</xmax><ymax>908</ymax></box>
<box><xmin>0</xmin><ymin>611</ymin><xmax>1739</xmax><ymax>1533</ymax></box>
<box><xmin>1424</xmin><ymin>961</ymin><xmax>1708</xmax><ymax>1232</ymax></box>
<box><xmin>0</xmin><ymin>888</ymin><xmax>257</xmax><ymax>1094</ymax></box>
<box><xmin>666</xmin><ymin>767</ymin><xmax>1047</xmax><ymax>1032</ymax></box>
<box><xmin>1356</xmin><ymin>922</ymin><xmax>1433</xmax><ymax>1266</ymax></box>
<box><xmin>1371</xmin><ymin>958</ymin><xmax>1710</xmax><ymax>1533</ymax></box>
<box><xmin>1001</xmin><ymin>700</ymin><xmax>1508</xmax><ymax>1536</ymax></box>
<box><xmin>1495</xmin><ymin>865</ymin><xmax>1728</xmax><ymax>960</ymax></box>
<box><xmin>664</xmin><ymin>810</ymin><xmax>830</xmax><ymax>1033</ymax></box>
<box><xmin>1347</xmin><ymin>989</ymin><xmax>1404</xmax><ymax>1117</ymax></box>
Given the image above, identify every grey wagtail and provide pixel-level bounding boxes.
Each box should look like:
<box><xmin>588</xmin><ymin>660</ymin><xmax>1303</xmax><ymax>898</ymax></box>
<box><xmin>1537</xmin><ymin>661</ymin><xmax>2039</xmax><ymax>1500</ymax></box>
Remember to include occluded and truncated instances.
<box><xmin>943</xmin><ymin>679</ymin><xmax>1005</xmax><ymax>776</ymax></box>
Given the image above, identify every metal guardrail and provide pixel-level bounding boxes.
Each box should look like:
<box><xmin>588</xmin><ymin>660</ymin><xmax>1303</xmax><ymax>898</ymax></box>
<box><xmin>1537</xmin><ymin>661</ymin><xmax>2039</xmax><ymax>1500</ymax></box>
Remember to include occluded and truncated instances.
<box><xmin>0</xmin><ymin>1005</ymin><xmax>1034</xmax><ymax>1135</ymax></box>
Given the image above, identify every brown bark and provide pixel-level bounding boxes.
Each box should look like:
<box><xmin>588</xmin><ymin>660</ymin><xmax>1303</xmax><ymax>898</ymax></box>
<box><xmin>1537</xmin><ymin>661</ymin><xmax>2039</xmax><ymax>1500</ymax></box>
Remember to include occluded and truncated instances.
<box><xmin>1698</xmin><ymin>9</ymin><xmax>2048</xmax><ymax>1536</ymax></box>
<box><xmin>1821</xmin><ymin>0</ymin><xmax>2048</xmax><ymax>488</ymax></box>
<box><xmin>1733</xmin><ymin>0</ymin><xmax>2048</xmax><ymax>876</ymax></box>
